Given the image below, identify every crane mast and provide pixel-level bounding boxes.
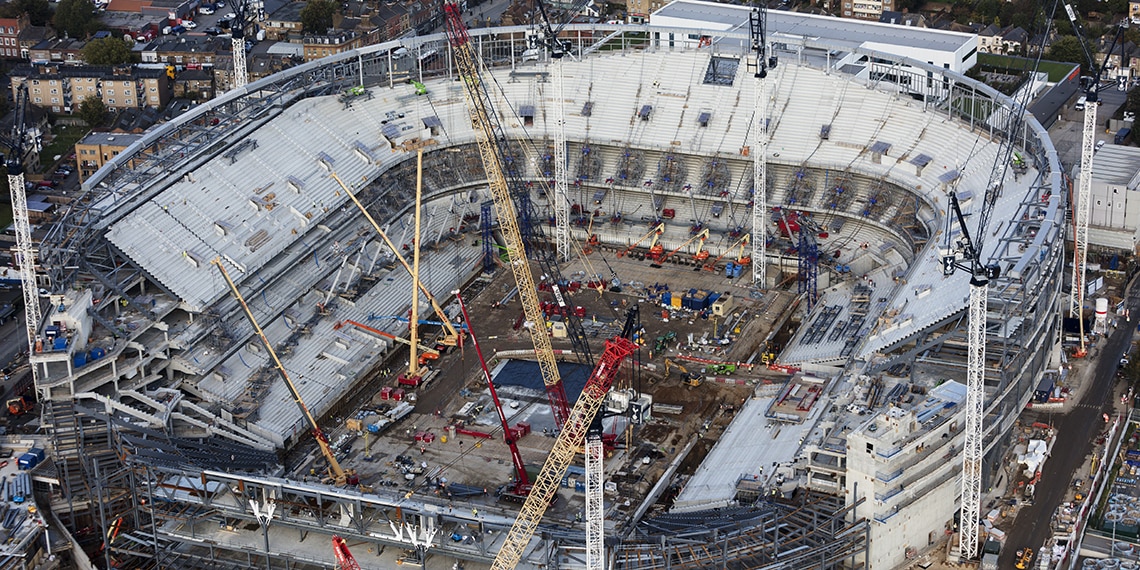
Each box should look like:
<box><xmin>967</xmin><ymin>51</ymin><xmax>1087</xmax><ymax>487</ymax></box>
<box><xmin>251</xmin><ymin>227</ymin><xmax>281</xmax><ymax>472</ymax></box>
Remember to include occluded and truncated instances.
<box><xmin>585</xmin><ymin>432</ymin><xmax>604</xmax><ymax>570</ymax></box>
<box><xmin>213</xmin><ymin>258</ymin><xmax>350</xmax><ymax>484</ymax></box>
<box><xmin>550</xmin><ymin>31</ymin><xmax>570</xmax><ymax>261</ymax></box>
<box><xmin>4</xmin><ymin>85</ymin><xmax>41</xmax><ymax>382</ymax></box>
<box><xmin>443</xmin><ymin>2</ymin><xmax>574</xmax><ymax>427</ymax></box>
<box><xmin>231</xmin><ymin>0</ymin><xmax>264</xmax><ymax>89</ymax></box>
<box><xmin>1063</xmin><ymin>6</ymin><xmax>1126</xmax><ymax>347</ymax></box>
<box><xmin>749</xmin><ymin>7</ymin><xmax>775</xmax><ymax>288</ymax></box>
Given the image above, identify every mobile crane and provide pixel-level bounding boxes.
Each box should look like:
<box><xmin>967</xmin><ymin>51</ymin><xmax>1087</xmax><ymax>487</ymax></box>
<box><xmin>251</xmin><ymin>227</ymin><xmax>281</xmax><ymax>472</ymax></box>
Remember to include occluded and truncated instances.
<box><xmin>702</xmin><ymin>233</ymin><xmax>750</xmax><ymax>272</ymax></box>
<box><xmin>454</xmin><ymin>290</ymin><xmax>533</xmax><ymax>501</ymax></box>
<box><xmin>490</xmin><ymin>308</ymin><xmax>639</xmax><ymax>570</ymax></box>
<box><xmin>442</xmin><ymin>1</ymin><xmax>582</xmax><ymax>428</ymax></box>
<box><xmin>1062</xmin><ymin>6</ymin><xmax>1126</xmax><ymax>357</ymax></box>
<box><xmin>331</xmin><ymin>536</ymin><xmax>362</xmax><ymax>570</ymax></box>
<box><xmin>330</xmin><ymin>172</ymin><xmax>462</xmax><ymax>348</ymax></box>
<box><xmin>213</xmin><ymin>258</ymin><xmax>355</xmax><ymax>485</ymax></box>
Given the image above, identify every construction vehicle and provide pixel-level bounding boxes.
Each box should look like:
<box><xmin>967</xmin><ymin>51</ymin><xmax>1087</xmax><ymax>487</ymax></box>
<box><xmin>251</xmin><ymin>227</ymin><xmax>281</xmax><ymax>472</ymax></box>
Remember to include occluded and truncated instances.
<box><xmin>332</xmin><ymin>535</ymin><xmax>362</xmax><ymax>570</ymax></box>
<box><xmin>653</xmin><ymin>331</ymin><xmax>677</xmax><ymax>353</ymax></box>
<box><xmin>454</xmin><ymin>290</ymin><xmax>535</xmax><ymax>502</ymax></box>
<box><xmin>703</xmin><ymin>233</ymin><xmax>750</xmax><ymax>272</ymax></box>
<box><xmin>655</xmin><ymin>228</ymin><xmax>709</xmax><ymax>266</ymax></box>
<box><xmin>617</xmin><ymin>223</ymin><xmax>665</xmax><ymax>258</ymax></box>
<box><xmin>664</xmin><ymin>358</ymin><xmax>703</xmax><ymax>387</ymax></box>
<box><xmin>213</xmin><ymin>259</ymin><xmax>357</xmax><ymax>486</ymax></box>
<box><xmin>6</xmin><ymin>395</ymin><xmax>32</xmax><ymax>416</ymax></box>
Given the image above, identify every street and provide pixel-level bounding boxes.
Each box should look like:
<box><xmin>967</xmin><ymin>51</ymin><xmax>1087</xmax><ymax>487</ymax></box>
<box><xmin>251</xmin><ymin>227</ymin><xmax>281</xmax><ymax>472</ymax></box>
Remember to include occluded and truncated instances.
<box><xmin>999</xmin><ymin>275</ymin><xmax>1140</xmax><ymax>567</ymax></box>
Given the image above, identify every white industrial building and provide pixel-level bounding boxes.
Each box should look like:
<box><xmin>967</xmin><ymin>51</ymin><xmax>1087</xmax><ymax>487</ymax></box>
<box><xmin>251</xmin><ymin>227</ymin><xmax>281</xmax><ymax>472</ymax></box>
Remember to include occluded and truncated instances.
<box><xmin>1084</xmin><ymin>144</ymin><xmax>1140</xmax><ymax>253</ymax></box>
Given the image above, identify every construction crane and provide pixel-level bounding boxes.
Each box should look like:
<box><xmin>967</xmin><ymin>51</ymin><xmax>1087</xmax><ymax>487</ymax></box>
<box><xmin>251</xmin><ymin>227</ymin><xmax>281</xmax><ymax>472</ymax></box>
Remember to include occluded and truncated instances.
<box><xmin>749</xmin><ymin>6</ymin><xmax>777</xmax><ymax>288</ymax></box>
<box><xmin>942</xmin><ymin>192</ymin><xmax>1001</xmax><ymax>562</ymax></box>
<box><xmin>532</xmin><ymin>0</ymin><xmax>593</xmax><ymax>261</ymax></box>
<box><xmin>340</xmin><ymin>320</ymin><xmax>439</xmax><ymax>358</ymax></box>
<box><xmin>2</xmin><ymin>84</ymin><xmax>42</xmax><ymax>384</ymax></box>
<box><xmin>230</xmin><ymin>0</ymin><xmax>265</xmax><ymax>89</ymax></box>
<box><xmin>1062</xmin><ymin>7</ymin><xmax>1127</xmax><ymax>356</ymax></box>
<box><xmin>330</xmin><ymin>172</ymin><xmax>462</xmax><ymax>347</ymax></box>
<box><xmin>407</xmin><ymin>149</ymin><xmax>425</xmax><ymax>383</ymax></box>
<box><xmin>664</xmin><ymin>358</ymin><xmax>703</xmax><ymax>387</ymax></box>
<box><xmin>331</xmin><ymin>536</ymin><xmax>362</xmax><ymax>570</ymax></box>
<box><xmin>656</xmin><ymin>228</ymin><xmax>709</xmax><ymax>265</ymax></box>
<box><xmin>213</xmin><ymin>258</ymin><xmax>355</xmax><ymax>485</ymax></box>
<box><xmin>617</xmin><ymin>223</ymin><xmax>665</xmax><ymax>258</ymax></box>
<box><xmin>490</xmin><ymin>308</ymin><xmax>639</xmax><ymax>570</ymax></box>
<box><xmin>454</xmin><ymin>290</ymin><xmax>532</xmax><ymax>500</ymax></box>
<box><xmin>443</xmin><ymin>1</ymin><xmax>580</xmax><ymax>428</ymax></box>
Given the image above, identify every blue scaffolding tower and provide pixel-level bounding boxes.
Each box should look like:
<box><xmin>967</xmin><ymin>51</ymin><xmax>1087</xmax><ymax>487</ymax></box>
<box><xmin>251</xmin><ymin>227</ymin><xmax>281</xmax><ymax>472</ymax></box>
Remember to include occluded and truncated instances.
<box><xmin>797</xmin><ymin>231</ymin><xmax>818</xmax><ymax>310</ymax></box>
<box><xmin>480</xmin><ymin>201</ymin><xmax>495</xmax><ymax>273</ymax></box>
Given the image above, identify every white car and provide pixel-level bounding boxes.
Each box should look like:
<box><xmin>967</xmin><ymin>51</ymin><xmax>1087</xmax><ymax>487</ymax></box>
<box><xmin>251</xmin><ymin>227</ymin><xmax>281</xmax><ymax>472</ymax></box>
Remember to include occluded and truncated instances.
<box><xmin>1096</xmin><ymin>140</ymin><xmax>1106</xmax><ymax>152</ymax></box>
<box><xmin>199</xmin><ymin>6</ymin><xmax>214</xmax><ymax>14</ymax></box>
<box><xmin>182</xmin><ymin>20</ymin><xmax>197</xmax><ymax>28</ymax></box>
<box><xmin>225</xmin><ymin>12</ymin><xmax>236</xmax><ymax>19</ymax></box>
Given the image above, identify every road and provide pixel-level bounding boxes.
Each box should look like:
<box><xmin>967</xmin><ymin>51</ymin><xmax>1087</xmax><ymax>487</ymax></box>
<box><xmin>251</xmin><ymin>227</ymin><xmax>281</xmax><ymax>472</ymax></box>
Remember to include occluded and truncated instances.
<box><xmin>999</xmin><ymin>275</ymin><xmax>1140</xmax><ymax>566</ymax></box>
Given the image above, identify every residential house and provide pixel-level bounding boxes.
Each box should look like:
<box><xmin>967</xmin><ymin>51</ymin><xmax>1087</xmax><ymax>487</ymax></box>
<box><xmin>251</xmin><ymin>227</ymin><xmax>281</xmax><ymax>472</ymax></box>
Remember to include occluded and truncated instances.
<box><xmin>998</xmin><ymin>26</ymin><xmax>1027</xmax><ymax>55</ymax></box>
<box><xmin>839</xmin><ymin>0</ymin><xmax>895</xmax><ymax>21</ymax></box>
<box><xmin>1131</xmin><ymin>1</ymin><xmax>1140</xmax><ymax>24</ymax></box>
<box><xmin>74</xmin><ymin>131</ymin><xmax>143</xmax><ymax>182</ymax></box>
<box><xmin>0</xmin><ymin>103</ymin><xmax>49</xmax><ymax>174</ymax></box>
<box><xmin>628</xmin><ymin>0</ymin><xmax>665</xmax><ymax>23</ymax></box>
<box><xmin>1103</xmin><ymin>40</ymin><xmax>1138</xmax><ymax>89</ymax></box>
<box><xmin>172</xmin><ymin>67</ymin><xmax>213</xmax><ymax>99</ymax></box>
<box><xmin>17</xmin><ymin>26</ymin><xmax>53</xmax><ymax>60</ymax></box>
<box><xmin>263</xmin><ymin>1</ymin><xmax>305</xmax><ymax>42</ymax></box>
<box><xmin>27</xmin><ymin>38</ymin><xmax>86</xmax><ymax>64</ymax></box>
<box><xmin>879</xmin><ymin>11</ymin><xmax>925</xmax><ymax>27</ymax></box>
<box><xmin>976</xmin><ymin>23</ymin><xmax>1001</xmax><ymax>53</ymax></box>
<box><xmin>302</xmin><ymin>29</ymin><xmax>362</xmax><ymax>62</ymax></box>
<box><xmin>0</xmin><ymin>15</ymin><xmax>29</xmax><ymax>59</ymax></box>
<box><xmin>10</xmin><ymin>65</ymin><xmax>171</xmax><ymax>114</ymax></box>
<box><xmin>141</xmin><ymin>35</ymin><xmax>226</xmax><ymax>68</ymax></box>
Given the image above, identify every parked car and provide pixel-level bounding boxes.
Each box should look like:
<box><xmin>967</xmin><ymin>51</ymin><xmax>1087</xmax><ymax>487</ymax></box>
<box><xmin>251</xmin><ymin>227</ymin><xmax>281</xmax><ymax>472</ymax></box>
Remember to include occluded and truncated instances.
<box><xmin>35</xmin><ymin>180</ymin><xmax>57</xmax><ymax>188</ymax></box>
<box><xmin>182</xmin><ymin>20</ymin><xmax>197</xmax><ymax>29</ymax></box>
<box><xmin>204</xmin><ymin>26</ymin><xmax>222</xmax><ymax>35</ymax></box>
<box><xmin>171</xmin><ymin>24</ymin><xmax>186</xmax><ymax>34</ymax></box>
<box><xmin>199</xmin><ymin>6</ymin><xmax>214</xmax><ymax>13</ymax></box>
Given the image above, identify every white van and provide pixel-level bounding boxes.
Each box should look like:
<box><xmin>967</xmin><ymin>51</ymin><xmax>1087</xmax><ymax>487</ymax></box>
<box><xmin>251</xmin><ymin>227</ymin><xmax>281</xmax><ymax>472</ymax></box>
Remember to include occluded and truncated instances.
<box><xmin>1075</xmin><ymin>96</ymin><xmax>1087</xmax><ymax>111</ymax></box>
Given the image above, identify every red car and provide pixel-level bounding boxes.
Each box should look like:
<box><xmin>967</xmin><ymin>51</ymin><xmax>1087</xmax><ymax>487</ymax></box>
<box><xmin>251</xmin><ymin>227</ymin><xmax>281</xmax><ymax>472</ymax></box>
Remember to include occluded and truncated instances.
<box><xmin>35</xmin><ymin>180</ymin><xmax>57</xmax><ymax>188</ymax></box>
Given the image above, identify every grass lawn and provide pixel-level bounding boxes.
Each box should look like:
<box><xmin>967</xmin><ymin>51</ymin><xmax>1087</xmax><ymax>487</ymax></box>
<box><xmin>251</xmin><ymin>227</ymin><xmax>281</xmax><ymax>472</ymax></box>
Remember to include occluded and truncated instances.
<box><xmin>40</xmin><ymin>124</ymin><xmax>89</xmax><ymax>171</ymax></box>
<box><xmin>977</xmin><ymin>53</ymin><xmax>1078</xmax><ymax>83</ymax></box>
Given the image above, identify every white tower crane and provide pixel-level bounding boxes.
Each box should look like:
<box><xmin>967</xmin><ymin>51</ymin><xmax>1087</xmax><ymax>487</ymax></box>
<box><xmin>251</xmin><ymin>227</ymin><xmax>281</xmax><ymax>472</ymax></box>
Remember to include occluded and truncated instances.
<box><xmin>1062</xmin><ymin>7</ymin><xmax>1126</xmax><ymax>355</ymax></box>
<box><xmin>585</xmin><ymin>431</ymin><xmax>604</xmax><ymax>570</ymax></box>
<box><xmin>231</xmin><ymin>0</ymin><xmax>265</xmax><ymax>89</ymax></box>
<box><xmin>748</xmin><ymin>7</ymin><xmax>776</xmax><ymax>288</ymax></box>
<box><xmin>4</xmin><ymin>84</ymin><xmax>43</xmax><ymax>382</ymax></box>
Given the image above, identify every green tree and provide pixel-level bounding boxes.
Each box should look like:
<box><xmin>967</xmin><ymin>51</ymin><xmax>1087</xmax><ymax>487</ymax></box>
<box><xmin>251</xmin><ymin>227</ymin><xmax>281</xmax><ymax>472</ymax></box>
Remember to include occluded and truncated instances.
<box><xmin>77</xmin><ymin>95</ymin><xmax>106</xmax><ymax>127</ymax></box>
<box><xmin>53</xmin><ymin>0</ymin><xmax>97</xmax><ymax>38</ymax></box>
<box><xmin>300</xmin><ymin>0</ymin><xmax>336</xmax><ymax>34</ymax></box>
<box><xmin>0</xmin><ymin>0</ymin><xmax>52</xmax><ymax>26</ymax></box>
<box><xmin>1048</xmin><ymin>35</ymin><xmax>1093</xmax><ymax>72</ymax></box>
<box><xmin>81</xmin><ymin>36</ymin><xmax>132</xmax><ymax>64</ymax></box>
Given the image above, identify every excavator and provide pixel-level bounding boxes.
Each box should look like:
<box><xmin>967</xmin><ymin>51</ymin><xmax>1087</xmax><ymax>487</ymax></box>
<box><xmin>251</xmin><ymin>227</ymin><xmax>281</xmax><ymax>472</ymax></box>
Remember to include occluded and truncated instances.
<box><xmin>664</xmin><ymin>358</ymin><xmax>703</xmax><ymax>387</ymax></box>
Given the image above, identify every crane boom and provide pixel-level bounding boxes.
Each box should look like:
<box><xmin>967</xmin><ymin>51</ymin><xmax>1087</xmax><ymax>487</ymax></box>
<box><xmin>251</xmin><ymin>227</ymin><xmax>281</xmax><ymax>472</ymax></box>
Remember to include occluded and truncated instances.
<box><xmin>454</xmin><ymin>290</ymin><xmax>531</xmax><ymax>494</ymax></box>
<box><xmin>617</xmin><ymin>223</ymin><xmax>665</xmax><ymax>258</ymax></box>
<box><xmin>213</xmin><ymin>258</ymin><xmax>348</xmax><ymax>483</ymax></box>
<box><xmin>330</xmin><ymin>172</ymin><xmax>462</xmax><ymax>346</ymax></box>
<box><xmin>659</xmin><ymin>228</ymin><xmax>709</xmax><ymax>264</ymax></box>
<box><xmin>490</xmin><ymin>334</ymin><xmax>638</xmax><ymax>570</ymax></box>
<box><xmin>332</xmin><ymin>535</ymin><xmax>362</xmax><ymax>570</ymax></box>
<box><xmin>443</xmin><ymin>1</ymin><xmax>574</xmax><ymax>427</ymax></box>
